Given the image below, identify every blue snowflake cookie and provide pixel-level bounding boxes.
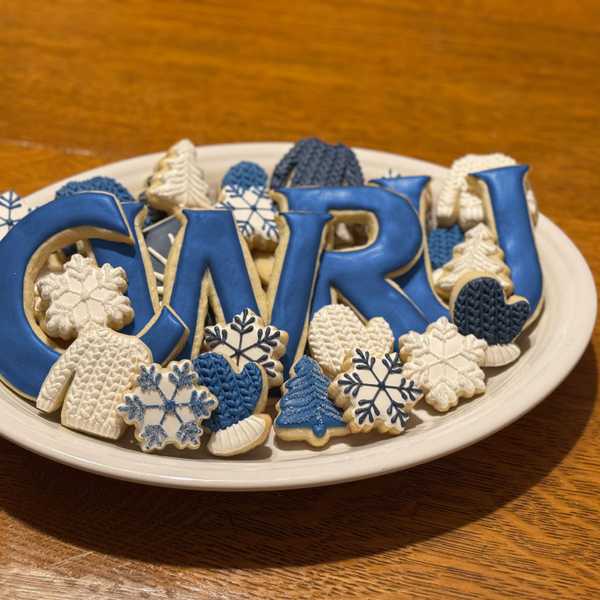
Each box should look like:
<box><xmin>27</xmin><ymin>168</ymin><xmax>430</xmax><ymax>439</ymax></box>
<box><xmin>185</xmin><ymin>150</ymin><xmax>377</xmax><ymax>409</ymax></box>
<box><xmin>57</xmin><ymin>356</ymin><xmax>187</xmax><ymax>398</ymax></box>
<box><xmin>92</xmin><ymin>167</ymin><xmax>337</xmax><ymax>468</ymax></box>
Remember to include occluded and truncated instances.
<box><xmin>428</xmin><ymin>224</ymin><xmax>464</xmax><ymax>270</ymax></box>
<box><xmin>275</xmin><ymin>356</ymin><xmax>347</xmax><ymax>447</ymax></box>
<box><xmin>192</xmin><ymin>352</ymin><xmax>270</xmax><ymax>456</ymax></box>
<box><xmin>118</xmin><ymin>360</ymin><xmax>218</xmax><ymax>452</ymax></box>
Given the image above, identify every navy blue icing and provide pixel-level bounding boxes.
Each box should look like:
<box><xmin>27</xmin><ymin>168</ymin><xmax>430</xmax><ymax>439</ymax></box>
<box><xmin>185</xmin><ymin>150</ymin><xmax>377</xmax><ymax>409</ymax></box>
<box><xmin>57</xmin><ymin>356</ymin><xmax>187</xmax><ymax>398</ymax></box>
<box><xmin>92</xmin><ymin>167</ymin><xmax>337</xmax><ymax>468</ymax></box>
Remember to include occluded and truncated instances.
<box><xmin>275</xmin><ymin>355</ymin><xmax>345</xmax><ymax>438</ymax></box>
<box><xmin>452</xmin><ymin>276</ymin><xmax>530</xmax><ymax>345</ymax></box>
<box><xmin>371</xmin><ymin>176</ymin><xmax>449</xmax><ymax>324</ymax></box>
<box><xmin>221</xmin><ymin>161</ymin><xmax>268</xmax><ymax>190</ymax></box>
<box><xmin>143</xmin><ymin>215</ymin><xmax>181</xmax><ymax>277</ymax></box>
<box><xmin>428</xmin><ymin>225</ymin><xmax>464</xmax><ymax>269</ymax></box>
<box><xmin>55</xmin><ymin>176</ymin><xmax>136</xmax><ymax>204</ymax></box>
<box><xmin>282</xmin><ymin>186</ymin><xmax>429</xmax><ymax>340</ymax></box>
<box><xmin>192</xmin><ymin>352</ymin><xmax>265</xmax><ymax>431</ymax></box>
<box><xmin>271</xmin><ymin>138</ymin><xmax>363</xmax><ymax>188</ymax></box>
<box><xmin>473</xmin><ymin>165</ymin><xmax>543</xmax><ymax>315</ymax></box>
<box><xmin>0</xmin><ymin>193</ymin><xmax>131</xmax><ymax>398</ymax></box>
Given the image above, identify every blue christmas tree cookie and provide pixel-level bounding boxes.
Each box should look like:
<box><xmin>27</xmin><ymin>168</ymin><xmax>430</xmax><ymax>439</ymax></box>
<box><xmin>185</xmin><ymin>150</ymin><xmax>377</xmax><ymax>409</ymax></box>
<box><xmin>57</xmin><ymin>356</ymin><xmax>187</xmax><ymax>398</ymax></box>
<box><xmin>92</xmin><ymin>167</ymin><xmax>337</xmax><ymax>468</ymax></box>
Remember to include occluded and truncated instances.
<box><xmin>0</xmin><ymin>190</ymin><xmax>34</xmax><ymax>241</ymax></box>
<box><xmin>221</xmin><ymin>161</ymin><xmax>268</xmax><ymax>190</ymax></box>
<box><xmin>275</xmin><ymin>356</ymin><xmax>348</xmax><ymax>447</ymax></box>
<box><xmin>192</xmin><ymin>352</ymin><xmax>270</xmax><ymax>456</ymax></box>
<box><xmin>428</xmin><ymin>224</ymin><xmax>464</xmax><ymax>270</ymax></box>
<box><xmin>450</xmin><ymin>273</ymin><xmax>530</xmax><ymax>367</ymax></box>
<box><xmin>118</xmin><ymin>360</ymin><xmax>218</xmax><ymax>452</ymax></box>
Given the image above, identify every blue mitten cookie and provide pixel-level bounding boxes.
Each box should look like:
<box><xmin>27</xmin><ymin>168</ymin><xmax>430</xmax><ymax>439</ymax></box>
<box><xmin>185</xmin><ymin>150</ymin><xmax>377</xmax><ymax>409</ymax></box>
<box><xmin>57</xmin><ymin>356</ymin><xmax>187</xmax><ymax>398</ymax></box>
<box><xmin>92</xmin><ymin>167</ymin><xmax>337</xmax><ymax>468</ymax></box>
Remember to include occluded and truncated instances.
<box><xmin>193</xmin><ymin>352</ymin><xmax>269</xmax><ymax>456</ymax></box>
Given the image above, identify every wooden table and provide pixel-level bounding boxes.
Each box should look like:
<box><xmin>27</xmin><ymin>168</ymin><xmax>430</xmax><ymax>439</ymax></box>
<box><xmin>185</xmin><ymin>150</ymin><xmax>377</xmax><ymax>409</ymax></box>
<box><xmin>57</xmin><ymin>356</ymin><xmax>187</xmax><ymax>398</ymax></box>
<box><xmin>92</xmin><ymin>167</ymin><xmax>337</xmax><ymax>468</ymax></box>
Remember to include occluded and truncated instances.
<box><xmin>1</xmin><ymin>2</ymin><xmax>598</xmax><ymax>598</ymax></box>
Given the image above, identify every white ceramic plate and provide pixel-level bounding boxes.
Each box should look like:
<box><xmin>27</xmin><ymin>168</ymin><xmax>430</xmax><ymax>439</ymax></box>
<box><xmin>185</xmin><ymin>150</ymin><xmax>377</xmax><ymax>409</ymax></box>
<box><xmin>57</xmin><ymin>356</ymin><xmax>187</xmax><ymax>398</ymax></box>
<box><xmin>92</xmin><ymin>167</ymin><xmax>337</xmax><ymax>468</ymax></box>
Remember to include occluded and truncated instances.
<box><xmin>0</xmin><ymin>143</ymin><xmax>595</xmax><ymax>490</ymax></box>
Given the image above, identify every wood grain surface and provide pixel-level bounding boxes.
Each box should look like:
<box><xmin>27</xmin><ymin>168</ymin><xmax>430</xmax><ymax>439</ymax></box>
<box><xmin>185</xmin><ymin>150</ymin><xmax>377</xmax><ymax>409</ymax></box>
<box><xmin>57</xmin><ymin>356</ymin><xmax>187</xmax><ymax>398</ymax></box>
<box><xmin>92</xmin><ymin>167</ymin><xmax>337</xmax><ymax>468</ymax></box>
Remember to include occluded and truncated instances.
<box><xmin>1</xmin><ymin>1</ymin><xmax>599</xmax><ymax>598</ymax></box>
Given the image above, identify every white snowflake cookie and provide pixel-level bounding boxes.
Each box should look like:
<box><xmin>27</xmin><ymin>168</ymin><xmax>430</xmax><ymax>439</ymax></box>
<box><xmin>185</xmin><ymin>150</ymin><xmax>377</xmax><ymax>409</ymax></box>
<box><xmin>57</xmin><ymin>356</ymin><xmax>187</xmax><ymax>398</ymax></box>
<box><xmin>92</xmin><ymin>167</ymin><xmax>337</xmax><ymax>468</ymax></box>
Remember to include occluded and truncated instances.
<box><xmin>118</xmin><ymin>360</ymin><xmax>218</xmax><ymax>452</ymax></box>
<box><xmin>145</xmin><ymin>139</ymin><xmax>212</xmax><ymax>212</ymax></box>
<box><xmin>399</xmin><ymin>317</ymin><xmax>487</xmax><ymax>413</ymax></box>
<box><xmin>216</xmin><ymin>185</ymin><xmax>279</xmax><ymax>249</ymax></box>
<box><xmin>330</xmin><ymin>350</ymin><xmax>423</xmax><ymax>435</ymax></box>
<box><xmin>308</xmin><ymin>304</ymin><xmax>394</xmax><ymax>377</ymax></box>
<box><xmin>204</xmin><ymin>308</ymin><xmax>288</xmax><ymax>388</ymax></box>
<box><xmin>432</xmin><ymin>223</ymin><xmax>512</xmax><ymax>300</ymax></box>
<box><xmin>36</xmin><ymin>253</ymin><xmax>134</xmax><ymax>340</ymax></box>
<box><xmin>435</xmin><ymin>153</ymin><xmax>538</xmax><ymax>230</ymax></box>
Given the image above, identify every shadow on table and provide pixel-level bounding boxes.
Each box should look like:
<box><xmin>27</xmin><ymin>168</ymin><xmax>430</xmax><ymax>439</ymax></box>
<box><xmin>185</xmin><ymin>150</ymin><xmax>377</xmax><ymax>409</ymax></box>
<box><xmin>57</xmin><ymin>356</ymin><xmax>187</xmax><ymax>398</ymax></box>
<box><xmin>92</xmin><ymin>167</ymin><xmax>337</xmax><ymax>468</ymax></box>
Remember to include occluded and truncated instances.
<box><xmin>0</xmin><ymin>343</ymin><xmax>597</xmax><ymax>569</ymax></box>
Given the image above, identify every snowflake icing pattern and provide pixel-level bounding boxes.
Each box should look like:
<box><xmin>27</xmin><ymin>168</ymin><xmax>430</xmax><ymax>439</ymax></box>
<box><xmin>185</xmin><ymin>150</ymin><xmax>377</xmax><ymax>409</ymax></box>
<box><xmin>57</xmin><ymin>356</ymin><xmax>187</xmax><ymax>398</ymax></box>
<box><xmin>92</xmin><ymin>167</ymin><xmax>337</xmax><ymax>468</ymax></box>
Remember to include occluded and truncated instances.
<box><xmin>204</xmin><ymin>308</ymin><xmax>287</xmax><ymax>387</ymax></box>
<box><xmin>118</xmin><ymin>360</ymin><xmax>218</xmax><ymax>451</ymax></box>
<box><xmin>399</xmin><ymin>317</ymin><xmax>487</xmax><ymax>412</ymax></box>
<box><xmin>0</xmin><ymin>190</ymin><xmax>33</xmax><ymax>239</ymax></box>
<box><xmin>36</xmin><ymin>254</ymin><xmax>134</xmax><ymax>340</ymax></box>
<box><xmin>333</xmin><ymin>350</ymin><xmax>423</xmax><ymax>434</ymax></box>
<box><xmin>216</xmin><ymin>185</ymin><xmax>279</xmax><ymax>246</ymax></box>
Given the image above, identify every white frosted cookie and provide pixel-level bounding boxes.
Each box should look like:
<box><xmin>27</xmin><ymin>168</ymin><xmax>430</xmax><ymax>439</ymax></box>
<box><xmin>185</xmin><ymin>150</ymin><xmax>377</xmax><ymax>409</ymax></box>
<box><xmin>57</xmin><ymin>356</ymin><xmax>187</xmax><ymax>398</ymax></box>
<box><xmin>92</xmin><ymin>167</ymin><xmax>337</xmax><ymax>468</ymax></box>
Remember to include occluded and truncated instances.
<box><xmin>432</xmin><ymin>223</ymin><xmax>512</xmax><ymax>300</ymax></box>
<box><xmin>435</xmin><ymin>153</ymin><xmax>538</xmax><ymax>229</ymax></box>
<box><xmin>145</xmin><ymin>139</ymin><xmax>212</xmax><ymax>212</ymax></box>
<box><xmin>399</xmin><ymin>317</ymin><xmax>487</xmax><ymax>413</ymax></box>
<box><xmin>308</xmin><ymin>304</ymin><xmax>394</xmax><ymax>377</ymax></box>
<box><xmin>330</xmin><ymin>350</ymin><xmax>423</xmax><ymax>435</ymax></box>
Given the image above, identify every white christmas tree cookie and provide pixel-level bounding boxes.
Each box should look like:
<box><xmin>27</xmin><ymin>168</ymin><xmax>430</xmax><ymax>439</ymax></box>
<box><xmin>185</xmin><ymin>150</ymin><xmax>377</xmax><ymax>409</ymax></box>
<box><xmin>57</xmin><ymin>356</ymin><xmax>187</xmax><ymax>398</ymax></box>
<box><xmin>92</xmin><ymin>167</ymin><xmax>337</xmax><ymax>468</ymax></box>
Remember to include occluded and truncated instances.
<box><xmin>118</xmin><ymin>360</ymin><xmax>218</xmax><ymax>452</ymax></box>
<box><xmin>399</xmin><ymin>317</ymin><xmax>487</xmax><ymax>413</ymax></box>
<box><xmin>216</xmin><ymin>185</ymin><xmax>279</xmax><ymax>249</ymax></box>
<box><xmin>145</xmin><ymin>139</ymin><xmax>212</xmax><ymax>212</ymax></box>
<box><xmin>36</xmin><ymin>253</ymin><xmax>134</xmax><ymax>340</ymax></box>
<box><xmin>435</xmin><ymin>153</ymin><xmax>538</xmax><ymax>229</ymax></box>
<box><xmin>308</xmin><ymin>304</ymin><xmax>394</xmax><ymax>377</ymax></box>
<box><xmin>204</xmin><ymin>308</ymin><xmax>288</xmax><ymax>388</ymax></box>
<box><xmin>432</xmin><ymin>223</ymin><xmax>512</xmax><ymax>300</ymax></box>
<box><xmin>330</xmin><ymin>350</ymin><xmax>423</xmax><ymax>435</ymax></box>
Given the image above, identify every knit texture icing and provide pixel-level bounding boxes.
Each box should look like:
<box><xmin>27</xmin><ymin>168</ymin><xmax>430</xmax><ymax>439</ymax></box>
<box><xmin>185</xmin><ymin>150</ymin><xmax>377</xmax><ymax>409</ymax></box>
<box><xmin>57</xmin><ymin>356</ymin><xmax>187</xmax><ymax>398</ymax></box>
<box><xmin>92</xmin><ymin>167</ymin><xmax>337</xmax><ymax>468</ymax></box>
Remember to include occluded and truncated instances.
<box><xmin>221</xmin><ymin>161</ymin><xmax>268</xmax><ymax>190</ymax></box>
<box><xmin>192</xmin><ymin>352</ymin><xmax>265</xmax><ymax>431</ymax></box>
<box><xmin>271</xmin><ymin>137</ymin><xmax>363</xmax><ymax>188</ymax></box>
<box><xmin>37</xmin><ymin>324</ymin><xmax>152</xmax><ymax>439</ymax></box>
<box><xmin>54</xmin><ymin>176</ymin><xmax>136</xmax><ymax>203</ymax></box>
<box><xmin>428</xmin><ymin>224</ymin><xmax>464</xmax><ymax>270</ymax></box>
<box><xmin>452</xmin><ymin>276</ymin><xmax>530</xmax><ymax>345</ymax></box>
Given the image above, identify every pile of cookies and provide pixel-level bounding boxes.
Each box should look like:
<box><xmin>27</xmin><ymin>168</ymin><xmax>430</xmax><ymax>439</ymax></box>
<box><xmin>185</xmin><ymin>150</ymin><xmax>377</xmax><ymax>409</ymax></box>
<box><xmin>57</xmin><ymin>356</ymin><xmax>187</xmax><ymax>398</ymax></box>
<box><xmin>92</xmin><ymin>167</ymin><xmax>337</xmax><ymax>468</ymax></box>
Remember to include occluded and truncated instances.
<box><xmin>0</xmin><ymin>137</ymin><xmax>543</xmax><ymax>457</ymax></box>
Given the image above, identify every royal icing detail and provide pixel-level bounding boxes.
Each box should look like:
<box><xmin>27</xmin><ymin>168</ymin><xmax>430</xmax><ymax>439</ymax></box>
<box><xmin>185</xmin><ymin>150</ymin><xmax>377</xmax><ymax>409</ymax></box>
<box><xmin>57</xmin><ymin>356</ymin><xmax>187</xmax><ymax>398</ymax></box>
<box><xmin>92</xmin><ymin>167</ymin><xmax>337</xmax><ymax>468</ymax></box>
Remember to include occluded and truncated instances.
<box><xmin>0</xmin><ymin>190</ymin><xmax>33</xmax><ymax>239</ymax></box>
<box><xmin>36</xmin><ymin>254</ymin><xmax>134</xmax><ymax>340</ymax></box>
<box><xmin>143</xmin><ymin>215</ymin><xmax>180</xmax><ymax>298</ymax></box>
<box><xmin>428</xmin><ymin>224</ymin><xmax>464</xmax><ymax>270</ymax></box>
<box><xmin>331</xmin><ymin>350</ymin><xmax>423</xmax><ymax>434</ymax></box>
<box><xmin>37</xmin><ymin>322</ymin><xmax>152</xmax><ymax>439</ymax></box>
<box><xmin>436</xmin><ymin>153</ymin><xmax>538</xmax><ymax>229</ymax></box>
<box><xmin>118</xmin><ymin>360</ymin><xmax>217</xmax><ymax>451</ymax></box>
<box><xmin>432</xmin><ymin>223</ymin><xmax>512</xmax><ymax>300</ymax></box>
<box><xmin>222</xmin><ymin>161</ymin><xmax>268</xmax><ymax>190</ymax></box>
<box><xmin>399</xmin><ymin>317</ymin><xmax>487</xmax><ymax>412</ymax></box>
<box><xmin>192</xmin><ymin>352</ymin><xmax>269</xmax><ymax>456</ymax></box>
<box><xmin>145</xmin><ymin>139</ymin><xmax>212</xmax><ymax>212</ymax></box>
<box><xmin>474</xmin><ymin>165</ymin><xmax>543</xmax><ymax>320</ymax></box>
<box><xmin>55</xmin><ymin>176</ymin><xmax>136</xmax><ymax>204</ymax></box>
<box><xmin>450</xmin><ymin>275</ymin><xmax>530</xmax><ymax>367</ymax></box>
<box><xmin>204</xmin><ymin>308</ymin><xmax>288</xmax><ymax>388</ymax></box>
<box><xmin>216</xmin><ymin>185</ymin><xmax>279</xmax><ymax>248</ymax></box>
<box><xmin>308</xmin><ymin>304</ymin><xmax>393</xmax><ymax>377</ymax></box>
<box><xmin>275</xmin><ymin>356</ymin><xmax>347</xmax><ymax>447</ymax></box>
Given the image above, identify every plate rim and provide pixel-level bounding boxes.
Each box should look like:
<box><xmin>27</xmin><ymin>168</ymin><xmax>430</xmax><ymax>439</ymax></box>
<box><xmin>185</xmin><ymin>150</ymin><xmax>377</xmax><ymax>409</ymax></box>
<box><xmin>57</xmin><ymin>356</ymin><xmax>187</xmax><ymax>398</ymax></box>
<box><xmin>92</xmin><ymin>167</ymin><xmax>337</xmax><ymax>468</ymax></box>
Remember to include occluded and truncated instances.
<box><xmin>0</xmin><ymin>142</ymin><xmax>595</xmax><ymax>490</ymax></box>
